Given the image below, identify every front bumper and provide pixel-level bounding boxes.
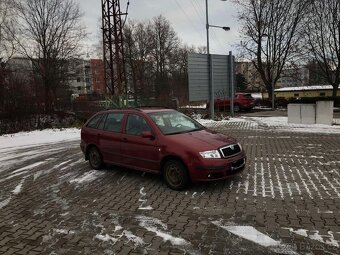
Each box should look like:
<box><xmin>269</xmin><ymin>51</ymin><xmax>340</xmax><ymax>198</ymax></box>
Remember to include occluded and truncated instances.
<box><xmin>189</xmin><ymin>154</ymin><xmax>246</xmax><ymax>182</ymax></box>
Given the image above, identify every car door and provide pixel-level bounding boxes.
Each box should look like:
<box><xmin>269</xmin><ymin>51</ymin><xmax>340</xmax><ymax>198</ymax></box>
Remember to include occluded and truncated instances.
<box><xmin>121</xmin><ymin>113</ymin><xmax>160</xmax><ymax>172</ymax></box>
<box><xmin>98</xmin><ymin>112</ymin><xmax>124</xmax><ymax>165</ymax></box>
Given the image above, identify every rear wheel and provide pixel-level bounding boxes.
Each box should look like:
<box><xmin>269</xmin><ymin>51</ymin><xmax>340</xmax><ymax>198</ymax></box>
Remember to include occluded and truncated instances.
<box><xmin>88</xmin><ymin>146</ymin><xmax>103</xmax><ymax>170</ymax></box>
<box><xmin>163</xmin><ymin>160</ymin><xmax>189</xmax><ymax>190</ymax></box>
<box><xmin>234</xmin><ymin>104</ymin><xmax>240</xmax><ymax>112</ymax></box>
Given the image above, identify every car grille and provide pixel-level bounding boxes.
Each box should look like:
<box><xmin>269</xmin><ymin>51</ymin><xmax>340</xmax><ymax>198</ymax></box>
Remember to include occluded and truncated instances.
<box><xmin>219</xmin><ymin>144</ymin><xmax>241</xmax><ymax>158</ymax></box>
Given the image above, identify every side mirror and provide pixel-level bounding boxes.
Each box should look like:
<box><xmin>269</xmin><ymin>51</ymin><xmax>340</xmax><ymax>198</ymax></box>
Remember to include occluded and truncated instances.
<box><xmin>141</xmin><ymin>131</ymin><xmax>154</xmax><ymax>139</ymax></box>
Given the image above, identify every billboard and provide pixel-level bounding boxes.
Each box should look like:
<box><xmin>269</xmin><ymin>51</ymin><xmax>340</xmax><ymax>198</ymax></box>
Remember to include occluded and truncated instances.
<box><xmin>188</xmin><ymin>53</ymin><xmax>233</xmax><ymax>101</ymax></box>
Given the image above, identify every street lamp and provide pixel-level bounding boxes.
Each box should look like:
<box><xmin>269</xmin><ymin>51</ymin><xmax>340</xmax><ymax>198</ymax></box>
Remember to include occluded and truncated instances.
<box><xmin>205</xmin><ymin>0</ymin><xmax>230</xmax><ymax>119</ymax></box>
<box><xmin>209</xmin><ymin>25</ymin><xmax>230</xmax><ymax>31</ymax></box>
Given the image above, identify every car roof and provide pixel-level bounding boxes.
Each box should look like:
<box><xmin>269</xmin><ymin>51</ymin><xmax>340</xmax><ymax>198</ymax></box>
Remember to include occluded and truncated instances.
<box><xmin>96</xmin><ymin>107</ymin><xmax>175</xmax><ymax>115</ymax></box>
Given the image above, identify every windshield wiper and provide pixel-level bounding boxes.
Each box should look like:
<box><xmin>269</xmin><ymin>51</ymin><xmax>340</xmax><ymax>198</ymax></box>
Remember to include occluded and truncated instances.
<box><xmin>166</xmin><ymin>127</ymin><xmax>204</xmax><ymax>135</ymax></box>
<box><xmin>166</xmin><ymin>131</ymin><xmax>189</xmax><ymax>135</ymax></box>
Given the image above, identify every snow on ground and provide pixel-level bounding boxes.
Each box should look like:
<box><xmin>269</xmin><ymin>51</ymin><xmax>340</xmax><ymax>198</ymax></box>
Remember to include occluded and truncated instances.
<box><xmin>213</xmin><ymin>222</ymin><xmax>298</xmax><ymax>255</ymax></box>
<box><xmin>196</xmin><ymin>116</ymin><xmax>340</xmax><ymax>134</ymax></box>
<box><xmin>137</xmin><ymin>216</ymin><xmax>189</xmax><ymax>246</ymax></box>
<box><xmin>69</xmin><ymin>170</ymin><xmax>105</xmax><ymax>184</ymax></box>
<box><xmin>283</xmin><ymin>228</ymin><xmax>339</xmax><ymax>247</ymax></box>
<box><xmin>0</xmin><ymin>128</ymin><xmax>80</xmax><ymax>150</ymax></box>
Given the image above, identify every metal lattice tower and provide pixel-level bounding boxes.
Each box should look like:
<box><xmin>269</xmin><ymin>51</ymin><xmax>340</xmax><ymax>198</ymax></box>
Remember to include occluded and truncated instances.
<box><xmin>101</xmin><ymin>0</ymin><xmax>127</xmax><ymax>96</ymax></box>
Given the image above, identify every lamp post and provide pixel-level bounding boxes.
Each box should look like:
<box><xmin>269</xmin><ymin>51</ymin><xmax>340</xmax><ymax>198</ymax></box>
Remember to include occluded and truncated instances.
<box><xmin>205</xmin><ymin>0</ymin><xmax>230</xmax><ymax>120</ymax></box>
<box><xmin>205</xmin><ymin>0</ymin><xmax>213</xmax><ymax>119</ymax></box>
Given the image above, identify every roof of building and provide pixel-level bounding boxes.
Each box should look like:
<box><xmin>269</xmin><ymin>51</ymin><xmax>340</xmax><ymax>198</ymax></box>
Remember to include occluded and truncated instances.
<box><xmin>275</xmin><ymin>85</ymin><xmax>334</xmax><ymax>92</ymax></box>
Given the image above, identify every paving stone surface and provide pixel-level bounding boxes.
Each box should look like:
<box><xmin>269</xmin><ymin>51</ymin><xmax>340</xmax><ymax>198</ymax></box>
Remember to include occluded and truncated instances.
<box><xmin>0</xmin><ymin>119</ymin><xmax>339</xmax><ymax>254</ymax></box>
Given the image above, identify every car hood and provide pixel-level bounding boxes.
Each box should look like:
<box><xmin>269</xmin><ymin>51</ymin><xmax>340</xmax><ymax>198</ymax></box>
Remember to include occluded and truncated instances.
<box><xmin>165</xmin><ymin>129</ymin><xmax>237</xmax><ymax>151</ymax></box>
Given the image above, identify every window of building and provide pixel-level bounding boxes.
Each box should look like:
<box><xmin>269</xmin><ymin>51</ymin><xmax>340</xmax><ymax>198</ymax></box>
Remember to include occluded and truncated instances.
<box><xmin>319</xmin><ymin>92</ymin><xmax>325</xmax><ymax>97</ymax></box>
<box><xmin>294</xmin><ymin>93</ymin><xmax>299</xmax><ymax>97</ymax></box>
<box><xmin>77</xmin><ymin>78</ymin><xmax>81</xmax><ymax>82</ymax></box>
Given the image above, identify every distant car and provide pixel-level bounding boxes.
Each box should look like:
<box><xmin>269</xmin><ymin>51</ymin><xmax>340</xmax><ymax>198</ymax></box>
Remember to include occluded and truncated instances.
<box><xmin>212</xmin><ymin>93</ymin><xmax>256</xmax><ymax>112</ymax></box>
<box><xmin>80</xmin><ymin>108</ymin><xmax>246</xmax><ymax>190</ymax></box>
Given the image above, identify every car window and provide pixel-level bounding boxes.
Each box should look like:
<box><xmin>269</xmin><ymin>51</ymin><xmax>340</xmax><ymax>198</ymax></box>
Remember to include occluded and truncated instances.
<box><xmin>149</xmin><ymin>111</ymin><xmax>203</xmax><ymax>135</ymax></box>
<box><xmin>87</xmin><ymin>114</ymin><xmax>103</xmax><ymax>129</ymax></box>
<box><xmin>97</xmin><ymin>114</ymin><xmax>107</xmax><ymax>130</ymax></box>
<box><xmin>126</xmin><ymin>114</ymin><xmax>151</xmax><ymax>136</ymax></box>
<box><xmin>104</xmin><ymin>112</ymin><xmax>124</xmax><ymax>132</ymax></box>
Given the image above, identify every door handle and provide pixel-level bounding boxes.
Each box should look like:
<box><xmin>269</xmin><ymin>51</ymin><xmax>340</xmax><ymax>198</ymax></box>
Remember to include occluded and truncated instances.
<box><xmin>122</xmin><ymin>137</ymin><xmax>127</xmax><ymax>142</ymax></box>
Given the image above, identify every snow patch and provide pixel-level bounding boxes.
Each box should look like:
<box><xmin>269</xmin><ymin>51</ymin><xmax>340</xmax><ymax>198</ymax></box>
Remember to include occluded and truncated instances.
<box><xmin>54</xmin><ymin>228</ymin><xmax>75</xmax><ymax>235</ymax></box>
<box><xmin>138</xmin><ymin>187</ymin><xmax>153</xmax><ymax>210</ymax></box>
<box><xmin>0</xmin><ymin>197</ymin><xmax>11</xmax><ymax>209</ymax></box>
<box><xmin>140</xmin><ymin>187</ymin><xmax>147</xmax><ymax>196</ymax></box>
<box><xmin>137</xmin><ymin>216</ymin><xmax>188</xmax><ymax>246</ymax></box>
<box><xmin>12</xmin><ymin>161</ymin><xmax>45</xmax><ymax>174</ymax></box>
<box><xmin>283</xmin><ymin>228</ymin><xmax>339</xmax><ymax>247</ymax></box>
<box><xmin>12</xmin><ymin>177</ymin><xmax>26</xmax><ymax>195</ymax></box>
<box><xmin>95</xmin><ymin>234</ymin><xmax>118</xmax><ymax>243</ymax></box>
<box><xmin>69</xmin><ymin>170</ymin><xmax>103</xmax><ymax>184</ymax></box>
<box><xmin>216</xmin><ymin>224</ymin><xmax>280</xmax><ymax>247</ymax></box>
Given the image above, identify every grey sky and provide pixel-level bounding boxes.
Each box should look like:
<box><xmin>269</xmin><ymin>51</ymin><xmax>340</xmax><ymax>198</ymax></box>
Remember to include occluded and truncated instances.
<box><xmin>77</xmin><ymin>0</ymin><xmax>242</xmax><ymax>56</ymax></box>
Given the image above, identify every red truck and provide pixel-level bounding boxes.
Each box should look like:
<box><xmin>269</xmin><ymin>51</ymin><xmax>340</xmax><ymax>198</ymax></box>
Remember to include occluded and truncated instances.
<box><xmin>211</xmin><ymin>93</ymin><xmax>256</xmax><ymax>112</ymax></box>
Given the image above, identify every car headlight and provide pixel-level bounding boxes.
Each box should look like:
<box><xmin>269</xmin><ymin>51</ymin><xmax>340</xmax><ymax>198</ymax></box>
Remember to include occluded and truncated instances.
<box><xmin>199</xmin><ymin>150</ymin><xmax>221</xmax><ymax>159</ymax></box>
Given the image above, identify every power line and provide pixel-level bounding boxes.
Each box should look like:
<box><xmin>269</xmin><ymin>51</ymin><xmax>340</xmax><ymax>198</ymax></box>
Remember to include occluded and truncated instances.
<box><xmin>172</xmin><ymin>0</ymin><xmax>206</xmax><ymax>43</ymax></box>
<box><xmin>191</xmin><ymin>0</ymin><xmax>225</xmax><ymax>53</ymax></box>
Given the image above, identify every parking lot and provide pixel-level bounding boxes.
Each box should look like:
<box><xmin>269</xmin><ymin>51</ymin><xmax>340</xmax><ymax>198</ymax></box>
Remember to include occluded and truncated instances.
<box><xmin>0</xmin><ymin>117</ymin><xmax>339</xmax><ymax>255</ymax></box>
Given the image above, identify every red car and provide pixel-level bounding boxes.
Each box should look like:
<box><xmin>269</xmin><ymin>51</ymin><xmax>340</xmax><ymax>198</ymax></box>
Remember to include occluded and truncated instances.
<box><xmin>80</xmin><ymin>108</ymin><xmax>246</xmax><ymax>190</ymax></box>
<box><xmin>214</xmin><ymin>93</ymin><xmax>255</xmax><ymax>112</ymax></box>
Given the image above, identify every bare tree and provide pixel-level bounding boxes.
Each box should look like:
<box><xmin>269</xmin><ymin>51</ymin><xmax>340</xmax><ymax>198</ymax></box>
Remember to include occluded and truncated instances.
<box><xmin>124</xmin><ymin>16</ymin><xmax>181</xmax><ymax>104</ymax></box>
<box><xmin>303</xmin><ymin>0</ymin><xmax>339</xmax><ymax>98</ymax></box>
<box><xmin>0</xmin><ymin>0</ymin><xmax>18</xmax><ymax>117</ymax></box>
<box><xmin>0</xmin><ymin>0</ymin><xmax>17</xmax><ymax>63</ymax></box>
<box><xmin>150</xmin><ymin>15</ymin><xmax>180</xmax><ymax>101</ymax></box>
<box><xmin>236</xmin><ymin>0</ymin><xmax>307</xmax><ymax>107</ymax></box>
<box><xmin>14</xmin><ymin>0</ymin><xmax>86</xmax><ymax>113</ymax></box>
<box><xmin>124</xmin><ymin>21</ymin><xmax>154</xmax><ymax>103</ymax></box>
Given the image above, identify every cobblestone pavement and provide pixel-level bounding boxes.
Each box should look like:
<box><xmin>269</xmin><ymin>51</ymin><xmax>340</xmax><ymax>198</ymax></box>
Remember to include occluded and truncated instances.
<box><xmin>0</xmin><ymin>119</ymin><xmax>339</xmax><ymax>255</ymax></box>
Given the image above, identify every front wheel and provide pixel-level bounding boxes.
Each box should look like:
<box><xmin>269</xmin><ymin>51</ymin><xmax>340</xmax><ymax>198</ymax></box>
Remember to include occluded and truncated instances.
<box><xmin>88</xmin><ymin>146</ymin><xmax>103</xmax><ymax>170</ymax></box>
<box><xmin>163</xmin><ymin>160</ymin><xmax>189</xmax><ymax>190</ymax></box>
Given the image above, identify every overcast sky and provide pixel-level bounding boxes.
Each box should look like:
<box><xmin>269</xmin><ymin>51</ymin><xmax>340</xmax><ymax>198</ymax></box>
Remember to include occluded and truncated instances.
<box><xmin>76</xmin><ymin>0</ymin><xmax>242</xmax><ymax>57</ymax></box>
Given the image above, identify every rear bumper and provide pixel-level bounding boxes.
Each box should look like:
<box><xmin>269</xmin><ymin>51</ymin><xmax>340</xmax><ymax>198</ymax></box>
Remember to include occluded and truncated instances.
<box><xmin>80</xmin><ymin>140</ymin><xmax>86</xmax><ymax>154</ymax></box>
<box><xmin>189</xmin><ymin>154</ymin><xmax>246</xmax><ymax>183</ymax></box>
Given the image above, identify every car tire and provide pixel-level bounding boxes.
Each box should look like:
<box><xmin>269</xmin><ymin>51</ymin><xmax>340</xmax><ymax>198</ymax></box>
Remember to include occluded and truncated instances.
<box><xmin>234</xmin><ymin>104</ymin><xmax>240</xmax><ymax>112</ymax></box>
<box><xmin>88</xmin><ymin>146</ymin><xmax>103</xmax><ymax>170</ymax></box>
<box><xmin>163</xmin><ymin>160</ymin><xmax>189</xmax><ymax>190</ymax></box>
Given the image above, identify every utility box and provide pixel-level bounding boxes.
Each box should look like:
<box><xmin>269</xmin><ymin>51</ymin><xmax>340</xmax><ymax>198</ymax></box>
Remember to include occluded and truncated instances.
<box><xmin>301</xmin><ymin>104</ymin><xmax>316</xmax><ymax>124</ymax></box>
<box><xmin>288</xmin><ymin>101</ymin><xmax>334</xmax><ymax>125</ymax></box>
<box><xmin>288</xmin><ymin>104</ymin><xmax>302</xmax><ymax>124</ymax></box>
<box><xmin>316</xmin><ymin>101</ymin><xmax>334</xmax><ymax>125</ymax></box>
<box><xmin>288</xmin><ymin>104</ymin><xmax>315</xmax><ymax>124</ymax></box>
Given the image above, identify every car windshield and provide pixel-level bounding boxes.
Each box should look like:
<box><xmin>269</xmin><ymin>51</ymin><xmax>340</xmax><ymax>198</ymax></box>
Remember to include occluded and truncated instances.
<box><xmin>148</xmin><ymin>111</ymin><xmax>204</xmax><ymax>135</ymax></box>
